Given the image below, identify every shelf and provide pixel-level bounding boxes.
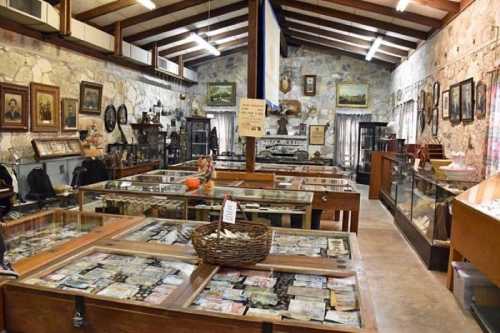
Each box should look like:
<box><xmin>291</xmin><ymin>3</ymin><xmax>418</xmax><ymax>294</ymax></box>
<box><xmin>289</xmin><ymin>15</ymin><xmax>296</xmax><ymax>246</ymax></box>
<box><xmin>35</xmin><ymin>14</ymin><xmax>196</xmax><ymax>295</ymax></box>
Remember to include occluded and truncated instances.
<box><xmin>130</xmin><ymin>123</ymin><xmax>163</xmax><ymax>130</ymax></box>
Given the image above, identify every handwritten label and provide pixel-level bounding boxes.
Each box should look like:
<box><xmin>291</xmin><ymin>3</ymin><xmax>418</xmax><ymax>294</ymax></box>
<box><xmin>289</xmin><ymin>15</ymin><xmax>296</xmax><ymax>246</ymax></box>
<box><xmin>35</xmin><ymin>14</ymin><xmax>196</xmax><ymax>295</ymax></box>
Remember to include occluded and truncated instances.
<box><xmin>223</xmin><ymin>200</ymin><xmax>238</xmax><ymax>224</ymax></box>
<box><xmin>238</xmin><ymin>98</ymin><xmax>266</xmax><ymax>138</ymax></box>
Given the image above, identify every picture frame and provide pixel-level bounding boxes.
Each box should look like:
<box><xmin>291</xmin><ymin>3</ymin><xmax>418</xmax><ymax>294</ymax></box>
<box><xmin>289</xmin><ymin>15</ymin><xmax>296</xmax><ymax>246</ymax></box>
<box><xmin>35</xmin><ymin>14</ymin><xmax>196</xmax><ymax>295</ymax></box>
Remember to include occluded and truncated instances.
<box><xmin>79</xmin><ymin>81</ymin><xmax>103</xmax><ymax>115</ymax></box>
<box><xmin>433</xmin><ymin>81</ymin><xmax>440</xmax><ymax>107</ymax></box>
<box><xmin>32</xmin><ymin>137</ymin><xmax>82</xmax><ymax>160</ymax></box>
<box><xmin>280</xmin><ymin>73</ymin><xmax>291</xmax><ymax>94</ymax></box>
<box><xmin>475</xmin><ymin>80</ymin><xmax>487</xmax><ymax>119</ymax></box>
<box><xmin>308</xmin><ymin>125</ymin><xmax>326</xmax><ymax>145</ymax></box>
<box><xmin>441</xmin><ymin>90</ymin><xmax>449</xmax><ymax>119</ymax></box>
<box><xmin>336</xmin><ymin>83</ymin><xmax>368</xmax><ymax>108</ymax></box>
<box><xmin>449</xmin><ymin>83</ymin><xmax>461</xmax><ymax>124</ymax></box>
<box><xmin>425</xmin><ymin>93</ymin><xmax>433</xmax><ymax>124</ymax></box>
<box><xmin>30</xmin><ymin>82</ymin><xmax>60</xmax><ymax>132</ymax></box>
<box><xmin>279</xmin><ymin>99</ymin><xmax>301</xmax><ymax>116</ymax></box>
<box><xmin>61</xmin><ymin>98</ymin><xmax>78</xmax><ymax>132</ymax></box>
<box><xmin>0</xmin><ymin>83</ymin><xmax>29</xmax><ymax>131</ymax></box>
<box><xmin>104</xmin><ymin>104</ymin><xmax>117</xmax><ymax>133</ymax></box>
<box><xmin>418</xmin><ymin>89</ymin><xmax>426</xmax><ymax>112</ymax></box>
<box><xmin>431</xmin><ymin>107</ymin><xmax>439</xmax><ymax>136</ymax></box>
<box><xmin>303</xmin><ymin>75</ymin><xmax>317</xmax><ymax>96</ymax></box>
<box><xmin>419</xmin><ymin>111</ymin><xmax>426</xmax><ymax>133</ymax></box>
<box><xmin>460</xmin><ymin>78</ymin><xmax>474</xmax><ymax>122</ymax></box>
<box><xmin>117</xmin><ymin>104</ymin><xmax>128</xmax><ymax>125</ymax></box>
<box><xmin>207</xmin><ymin>82</ymin><xmax>236</xmax><ymax>107</ymax></box>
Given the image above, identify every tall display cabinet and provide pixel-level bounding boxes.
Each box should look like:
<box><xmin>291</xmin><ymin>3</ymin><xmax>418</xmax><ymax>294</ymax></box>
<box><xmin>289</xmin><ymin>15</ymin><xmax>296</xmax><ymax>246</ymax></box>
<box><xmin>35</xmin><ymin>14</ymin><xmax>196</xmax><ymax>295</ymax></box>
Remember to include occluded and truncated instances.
<box><xmin>186</xmin><ymin>117</ymin><xmax>211</xmax><ymax>160</ymax></box>
<box><xmin>356</xmin><ymin>122</ymin><xmax>387</xmax><ymax>185</ymax></box>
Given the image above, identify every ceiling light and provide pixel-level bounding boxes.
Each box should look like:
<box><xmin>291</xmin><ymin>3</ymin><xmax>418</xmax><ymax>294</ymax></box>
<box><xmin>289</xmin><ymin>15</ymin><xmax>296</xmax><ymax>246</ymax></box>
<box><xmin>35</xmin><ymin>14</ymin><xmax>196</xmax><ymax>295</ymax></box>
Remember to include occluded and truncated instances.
<box><xmin>366</xmin><ymin>36</ymin><xmax>383</xmax><ymax>61</ymax></box>
<box><xmin>136</xmin><ymin>0</ymin><xmax>156</xmax><ymax>10</ymax></box>
<box><xmin>396</xmin><ymin>0</ymin><xmax>410</xmax><ymax>12</ymax></box>
<box><xmin>189</xmin><ymin>33</ymin><xmax>221</xmax><ymax>56</ymax></box>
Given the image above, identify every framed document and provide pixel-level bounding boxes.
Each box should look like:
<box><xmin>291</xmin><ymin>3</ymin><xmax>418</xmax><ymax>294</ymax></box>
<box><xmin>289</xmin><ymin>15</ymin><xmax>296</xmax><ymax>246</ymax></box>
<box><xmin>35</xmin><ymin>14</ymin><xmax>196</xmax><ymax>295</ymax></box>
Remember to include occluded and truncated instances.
<box><xmin>309</xmin><ymin>125</ymin><xmax>326</xmax><ymax>145</ymax></box>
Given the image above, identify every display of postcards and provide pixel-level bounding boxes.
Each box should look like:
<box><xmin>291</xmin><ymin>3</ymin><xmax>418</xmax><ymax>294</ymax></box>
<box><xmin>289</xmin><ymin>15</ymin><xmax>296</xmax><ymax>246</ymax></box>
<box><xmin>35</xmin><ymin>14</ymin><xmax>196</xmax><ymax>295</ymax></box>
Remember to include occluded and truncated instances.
<box><xmin>193</xmin><ymin>299</ymin><xmax>247</xmax><ymax>315</ymax></box>
<box><xmin>293</xmin><ymin>274</ymin><xmax>326</xmax><ymax>288</ymax></box>
<box><xmin>213</xmin><ymin>269</ymin><xmax>243</xmax><ymax>283</ymax></box>
<box><xmin>325</xmin><ymin>310</ymin><xmax>361</xmax><ymax>328</ymax></box>
<box><xmin>246</xmin><ymin>308</ymin><xmax>282</xmax><ymax>320</ymax></box>
<box><xmin>287</xmin><ymin>286</ymin><xmax>330</xmax><ymax>299</ymax></box>
<box><xmin>23</xmin><ymin>252</ymin><xmax>197</xmax><ymax>305</ymax></box>
<box><xmin>288</xmin><ymin>299</ymin><xmax>326</xmax><ymax>321</ymax></box>
<box><xmin>244</xmin><ymin>276</ymin><xmax>277</xmax><ymax>289</ymax></box>
<box><xmin>121</xmin><ymin>220</ymin><xmax>196</xmax><ymax>246</ymax></box>
<box><xmin>330</xmin><ymin>285</ymin><xmax>357</xmax><ymax>311</ymax></box>
<box><xmin>327</xmin><ymin>238</ymin><xmax>349</xmax><ymax>257</ymax></box>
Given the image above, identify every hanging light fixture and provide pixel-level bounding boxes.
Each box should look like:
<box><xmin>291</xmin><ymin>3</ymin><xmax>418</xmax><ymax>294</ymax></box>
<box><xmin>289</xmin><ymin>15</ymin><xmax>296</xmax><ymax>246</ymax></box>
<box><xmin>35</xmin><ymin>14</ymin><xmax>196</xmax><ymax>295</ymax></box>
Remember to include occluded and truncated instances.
<box><xmin>365</xmin><ymin>36</ymin><xmax>383</xmax><ymax>61</ymax></box>
<box><xmin>396</xmin><ymin>0</ymin><xmax>410</xmax><ymax>12</ymax></box>
<box><xmin>136</xmin><ymin>0</ymin><xmax>156</xmax><ymax>10</ymax></box>
<box><xmin>189</xmin><ymin>33</ymin><xmax>221</xmax><ymax>56</ymax></box>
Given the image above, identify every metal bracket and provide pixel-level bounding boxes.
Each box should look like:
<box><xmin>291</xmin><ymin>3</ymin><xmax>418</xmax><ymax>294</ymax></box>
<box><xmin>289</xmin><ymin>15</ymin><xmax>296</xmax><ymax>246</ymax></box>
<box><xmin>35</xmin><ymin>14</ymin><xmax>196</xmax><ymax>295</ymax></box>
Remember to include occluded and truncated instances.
<box><xmin>72</xmin><ymin>295</ymin><xmax>85</xmax><ymax>328</ymax></box>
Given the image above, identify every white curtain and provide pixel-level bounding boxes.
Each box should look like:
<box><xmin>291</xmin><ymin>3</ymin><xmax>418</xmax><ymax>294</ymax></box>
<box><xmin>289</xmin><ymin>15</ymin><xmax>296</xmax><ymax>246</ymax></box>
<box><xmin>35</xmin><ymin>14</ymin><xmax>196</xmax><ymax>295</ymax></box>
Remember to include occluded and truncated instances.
<box><xmin>335</xmin><ymin>113</ymin><xmax>371</xmax><ymax>169</ymax></box>
<box><xmin>207</xmin><ymin>111</ymin><xmax>235</xmax><ymax>154</ymax></box>
<box><xmin>395</xmin><ymin>100</ymin><xmax>417</xmax><ymax>143</ymax></box>
<box><xmin>486</xmin><ymin>69</ymin><xmax>500</xmax><ymax>176</ymax></box>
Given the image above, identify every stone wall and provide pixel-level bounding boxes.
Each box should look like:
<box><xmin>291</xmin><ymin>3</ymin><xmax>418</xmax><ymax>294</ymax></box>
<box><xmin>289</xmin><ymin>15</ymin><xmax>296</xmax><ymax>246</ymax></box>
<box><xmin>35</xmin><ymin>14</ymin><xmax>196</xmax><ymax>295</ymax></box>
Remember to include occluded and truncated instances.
<box><xmin>0</xmin><ymin>27</ymin><xmax>190</xmax><ymax>160</ymax></box>
<box><xmin>390</xmin><ymin>0</ymin><xmax>500</xmax><ymax>177</ymax></box>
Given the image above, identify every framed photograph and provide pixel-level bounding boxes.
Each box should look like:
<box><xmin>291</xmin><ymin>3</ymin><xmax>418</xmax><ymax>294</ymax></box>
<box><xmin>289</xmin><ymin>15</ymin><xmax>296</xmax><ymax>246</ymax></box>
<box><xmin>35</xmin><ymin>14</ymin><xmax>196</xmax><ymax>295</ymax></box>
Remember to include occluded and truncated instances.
<box><xmin>475</xmin><ymin>81</ymin><xmax>487</xmax><ymax>118</ymax></box>
<box><xmin>32</xmin><ymin>137</ymin><xmax>82</xmax><ymax>160</ymax></box>
<box><xmin>117</xmin><ymin>104</ymin><xmax>128</xmax><ymax>125</ymax></box>
<box><xmin>449</xmin><ymin>83</ymin><xmax>461</xmax><ymax>124</ymax></box>
<box><xmin>433</xmin><ymin>81</ymin><xmax>440</xmax><ymax>107</ymax></box>
<box><xmin>303</xmin><ymin>75</ymin><xmax>316</xmax><ymax>96</ymax></box>
<box><xmin>280</xmin><ymin>73</ymin><xmax>291</xmax><ymax>94</ymax></box>
<box><xmin>80</xmin><ymin>81</ymin><xmax>103</xmax><ymax>114</ymax></box>
<box><xmin>442</xmin><ymin>90</ymin><xmax>450</xmax><ymax>119</ymax></box>
<box><xmin>30</xmin><ymin>82</ymin><xmax>60</xmax><ymax>132</ymax></box>
<box><xmin>207</xmin><ymin>82</ymin><xmax>236</xmax><ymax>107</ymax></box>
<box><xmin>460</xmin><ymin>78</ymin><xmax>474</xmax><ymax>122</ymax></box>
<box><xmin>61</xmin><ymin>98</ymin><xmax>78</xmax><ymax>132</ymax></box>
<box><xmin>417</xmin><ymin>89</ymin><xmax>426</xmax><ymax>112</ymax></box>
<box><xmin>336</xmin><ymin>83</ymin><xmax>368</xmax><ymax>108</ymax></box>
<box><xmin>308</xmin><ymin>125</ymin><xmax>326</xmax><ymax>145</ymax></box>
<box><xmin>431</xmin><ymin>107</ymin><xmax>439</xmax><ymax>136</ymax></box>
<box><xmin>425</xmin><ymin>93</ymin><xmax>433</xmax><ymax>124</ymax></box>
<box><xmin>0</xmin><ymin>83</ymin><xmax>29</xmax><ymax>131</ymax></box>
<box><xmin>419</xmin><ymin>111</ymin><xmax>426</xmax><ymax>133</ymax></box>
<box><xmin>104</xmin><ymin>104</ymin><xmax>117</xmax><ymax>133</ymax></box>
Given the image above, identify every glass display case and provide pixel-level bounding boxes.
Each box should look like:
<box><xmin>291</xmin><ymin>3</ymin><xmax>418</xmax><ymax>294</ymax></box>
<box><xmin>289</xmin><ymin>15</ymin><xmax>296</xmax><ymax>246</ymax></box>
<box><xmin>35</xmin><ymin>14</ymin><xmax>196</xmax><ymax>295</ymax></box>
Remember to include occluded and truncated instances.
<box><xmin>107</xmin><ymin>143</ymin><xmax>161</xmax><ymax>165</ymax></box>
<box><xmin>355</xmin><ymin>122</ymin><xmax>387</xmax><ymax>185</ymax></box>
<box><xmin>186</xmin><ymin>117</ymin><xmax>211</xmax><ymax>160</ymax></box>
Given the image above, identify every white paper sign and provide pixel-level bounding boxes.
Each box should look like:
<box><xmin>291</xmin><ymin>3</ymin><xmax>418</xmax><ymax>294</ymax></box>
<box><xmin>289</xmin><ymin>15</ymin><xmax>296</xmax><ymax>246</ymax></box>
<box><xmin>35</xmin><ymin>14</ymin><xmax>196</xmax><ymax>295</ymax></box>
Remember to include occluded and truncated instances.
<box><xmin>414</xmin><ymin>158</ymin><xmax>421</xmax><ymax>171</ymax></box>
<box><xmin>223</xmin><ymin>200</ymin><xmax>238</xmax><ymax>224</ymax></box>
<box><xmin>238</xmin><ymin>98</ymin><xmax>266</xmax><ymax>138</ymax></box>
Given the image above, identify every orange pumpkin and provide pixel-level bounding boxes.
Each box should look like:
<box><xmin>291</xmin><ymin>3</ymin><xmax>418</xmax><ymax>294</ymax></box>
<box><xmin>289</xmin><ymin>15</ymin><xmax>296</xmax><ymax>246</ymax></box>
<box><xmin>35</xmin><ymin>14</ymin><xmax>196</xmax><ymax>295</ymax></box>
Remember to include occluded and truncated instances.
<box><xmin>184</xmin><ymin>177</ymin><xmax>201</xmax><ymax>190</ymax></box>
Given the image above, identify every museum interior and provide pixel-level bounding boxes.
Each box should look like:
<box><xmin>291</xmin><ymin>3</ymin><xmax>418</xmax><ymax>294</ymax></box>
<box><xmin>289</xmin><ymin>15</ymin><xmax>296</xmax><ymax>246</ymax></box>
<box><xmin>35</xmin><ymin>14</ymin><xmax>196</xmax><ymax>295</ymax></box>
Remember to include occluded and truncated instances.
<box><xmin>0</xmin><ymin>0</ymin><xmax>498</xmax><ymax>332</ymax></box>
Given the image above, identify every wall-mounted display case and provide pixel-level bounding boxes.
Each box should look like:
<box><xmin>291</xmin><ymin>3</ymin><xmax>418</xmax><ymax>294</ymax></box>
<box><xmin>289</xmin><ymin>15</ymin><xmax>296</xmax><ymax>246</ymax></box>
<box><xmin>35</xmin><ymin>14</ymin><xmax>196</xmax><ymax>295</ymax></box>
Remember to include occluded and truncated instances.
<box><xmin>355</xmin><ymin>122</ymin><xmax>387</xmax><ymax>185</ymax></box>
<box><xmin>106</xmin><ymin>143</ymin><xmax>162</xmax><ymax>179</ymax></box>
<box><xmin>186</xmin><ymin>117</ymin><xmax>211</xmax><ymax>160</ymax></box>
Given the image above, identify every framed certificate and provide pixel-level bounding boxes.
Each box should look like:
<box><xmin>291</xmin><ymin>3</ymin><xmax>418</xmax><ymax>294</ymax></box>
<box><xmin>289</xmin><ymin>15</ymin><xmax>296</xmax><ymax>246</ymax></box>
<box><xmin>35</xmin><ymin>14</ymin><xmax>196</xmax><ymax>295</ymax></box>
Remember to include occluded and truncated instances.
<box><xmin>309</xmin><ymin>125</ymin><xmax>326</xmax><ymax>145</ymax></box>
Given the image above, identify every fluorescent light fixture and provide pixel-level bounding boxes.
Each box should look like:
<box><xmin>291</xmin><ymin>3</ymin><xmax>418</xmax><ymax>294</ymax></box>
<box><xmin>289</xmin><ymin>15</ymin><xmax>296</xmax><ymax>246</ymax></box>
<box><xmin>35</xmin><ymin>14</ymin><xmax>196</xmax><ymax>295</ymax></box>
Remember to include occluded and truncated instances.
<box><xmin>189</xmin><ymin>33</ymin><xmax>221</xmax><ymax>56</ymax></box>
<box><xmin>396</xmin><ymin>0</ymin><xmax>410</xmax><ymax>12</ymax></box>
<box><xmin>365</xmin><ymin>36</ymin><xmax>383</xmax><ymax>61</ymax></box>
<box><xmin>136</xmin><ymin>0</ymin><xmax>156</xmax><ymax>10</ymax></box>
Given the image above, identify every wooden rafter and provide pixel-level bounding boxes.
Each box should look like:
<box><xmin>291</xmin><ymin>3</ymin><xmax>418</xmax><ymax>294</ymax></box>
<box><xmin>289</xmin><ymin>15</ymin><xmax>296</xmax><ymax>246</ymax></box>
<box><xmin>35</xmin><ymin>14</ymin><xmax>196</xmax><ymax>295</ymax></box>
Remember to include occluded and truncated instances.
<box><xmin>179</xmin><ymin>36</ymin><xmax>249</xmax><ymax>60</ymax></box>
<box><xmin>74</xmin><ymin>0</ymin><xmax>136</xmax><ymax>22</ymax></box>
<box><xmin>320</xmin><ymin>0</ymin><xmax>442</xmax><ymax>28</ymax></box>
<box><xmin>159</xmin><ymin>27</ymin><xmax>248</xmax><ymax>57</ymax></box>
<box><xmin>283</xmin><ymin>10</ymin><xmax>417</xmax><ymax>50</ymax></box>
<box><xmin>125</xmin><ymin>1</ymin><xmax>248</xmax><ymax>43</ymax></box>
<box><xmin>411</xmin><ymin>0</ymin><xmax>460</xmax><ymax>13</ymax></box>
<box><xmin>142</xmin><ymin>14</ymin><xmax>248</xmax><ymax>49</ymax></box>
<box><xmin>275</xmin><ymin>0</ymin><xmax>428</xmax><ymax>40</ymax></box>
<box><xmin>185</xmin><ymin>45</ymin><xmax>248</xmax><ymax>67</ymax></box>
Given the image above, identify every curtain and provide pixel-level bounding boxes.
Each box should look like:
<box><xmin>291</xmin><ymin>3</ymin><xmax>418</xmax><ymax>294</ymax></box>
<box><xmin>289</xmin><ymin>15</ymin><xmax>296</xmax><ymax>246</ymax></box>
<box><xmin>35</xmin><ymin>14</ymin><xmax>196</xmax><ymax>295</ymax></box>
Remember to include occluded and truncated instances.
<box><xmin>207</xmin><ymin>112</ymin><xmax>235</xmax><ymax>154</ymax></box>
<box><xmin>486</xmin><ymin>69</ymin><xmax>500</xmax><ymax>176</ymax></box>
<box><xmin>335</xmin><ymin>113</ymin><xmax>371</xmax><ymax>169</ymax></box>
<box><xmin>395</xmin><ymin>100</ymin><xmax>417</xmax><ymax>143</ymax></box>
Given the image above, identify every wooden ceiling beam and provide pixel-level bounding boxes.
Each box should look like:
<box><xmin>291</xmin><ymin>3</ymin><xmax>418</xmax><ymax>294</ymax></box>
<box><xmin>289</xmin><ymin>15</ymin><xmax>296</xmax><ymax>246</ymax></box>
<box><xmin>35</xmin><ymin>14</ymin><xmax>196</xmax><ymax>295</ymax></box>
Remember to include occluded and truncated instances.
<box><xmin>103</xmin><ymin>0</ymin><xmax>211</xmax><ymax>32</ymax></box>
<box><xmin>275</xmin><ymin>0</ymin><xmax>427</xmax><ymax>40</ymax></box>
<box><xmin>125</xmin><ymin>1</ymin><xmax>248</xmax><ymax>43</ymax></box>
<box><xmin>74</xmin><ymin>0</ymin><xmax>137</xmax><ymax>22</ymax></box>
<box><xmin>411</xmin><ymin>0</ymin><xmax>460</xmax><ymax>13</ymax></box>
<box><xmin>283</xmin><ymin>10</ymin><xmax>418</xmax><ymax>50</ymax></box>
<box><xmin>320</xmin><ymin>0</ymin><xmax>442</xmax><ymax>28</ymax></box>
<box><xmin>181</xmin><ymin>37</ymin><xmax>249</xmax><ymax>60</ymax></box>
<box><xmin>159</xmin><ymin>26</ymin><xmax>248</xmax><ymax>57</ymax></box>
<box><xmin>142</xmin><ymin>14</ymin><xmax>248</xmax><ymax>49</ymax></box>
<box><xmin>185</xmin><ymin>45</ymin><xmax>248</xmax><ymax>67</ymax></box>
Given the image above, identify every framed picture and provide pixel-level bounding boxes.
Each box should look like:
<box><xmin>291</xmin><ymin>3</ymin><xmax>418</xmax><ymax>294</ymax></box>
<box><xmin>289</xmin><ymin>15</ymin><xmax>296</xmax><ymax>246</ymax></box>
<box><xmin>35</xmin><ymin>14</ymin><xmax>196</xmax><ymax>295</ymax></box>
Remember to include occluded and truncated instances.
<box><xmin>336</xmin><ymin>83</ymin><xmax>368</xmax><ymax>108</ymax></box>
<box><xmin>460</xmin><ymin>78</ymin><xmax>474</xmax><ymax>122</ymax></box>
<box><xmin>431</xmin><ymin>107</ymin><xmax>439</xmax><ymax>136</ymax></box>
<box><xmin>475</xmin><ymin>81</ymin><xmax>487</xmax><ymax>118</ymax></box>
<box><xmin>32</xmin><ymin>137</ymin><xmax>82</xmax><ymax>160</ymax></box>
<box><xmin>419</xmin><ymin>111</ymin><xmax>425</xmax><ymax>133</ymax></box>
<box><xmin>303</xmin><ymin>75</ymin><xmax>316</xmax><ymax>96</ymax></box>
<box><xmin>442</xmin><ymin>90</ymin><xmax>449</xmax><ymax>119</ymax></box>
<box><xmin>80</xmin><ymin>81</ymin><xmax>103</xmax><ymax>114</ymax></box>
<box><xmin>30</xmin><ymin>82</ymin><xmax>60</xmax><ymax>132</ymax></box>
<box><xmin>279</xmin><ymin>99</ymin><xmax>301</xmax><ymax>116</ymax></box>
<box><xmin>0</xmin><ymin>83</ymin><xmax>29</xmax><ymax>131</ymax></box>
<box><xmin>308</xmin><ymin>125</ymin><xmax>326</xmax><ymax>145</ymax></box>
<box><xmin>280</xmin><ymin>73</ymin><xmax>291</xmax><ymax>94</ymax></box>
<box><xmin>433</xmin><ymin>81</ymin><xmax>440</xmax><ymax>107</ymax></box>
<box><xmin>104</xmin><ymin>104</ymin><xmax>117</xmax><ymax>133</ymax></box>
<box><xmin>117</xmin><ymin>104</ymin><xmax>128</xmax><ymax>125</ymax></box>
<box><xmin>449</xmin><ymin>83</ymin><xmax>461</xmax><ymax>124</ymax></box>
<box><xmin>61</xmin><ymin>98</ymin><xmax>78</xmax><ymax>132</ymax></box>
<box><xmin>425</xmin><ymin>93</ymin><xmax>433</xmax><ymax>124</ymax></box>
<box><xmin>207</xmin><ymin>82</ymin><xmax>236</xmax><ymax>107</ymax></box>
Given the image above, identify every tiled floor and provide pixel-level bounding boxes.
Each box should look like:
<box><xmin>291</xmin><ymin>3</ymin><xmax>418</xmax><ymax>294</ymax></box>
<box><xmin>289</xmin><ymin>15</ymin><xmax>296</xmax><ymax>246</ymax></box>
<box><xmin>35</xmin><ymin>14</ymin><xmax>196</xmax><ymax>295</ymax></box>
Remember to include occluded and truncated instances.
<box><xmin>324</xmin><ymin>185</ymin><xmax>481</xmax><ymax>333</ymax></box>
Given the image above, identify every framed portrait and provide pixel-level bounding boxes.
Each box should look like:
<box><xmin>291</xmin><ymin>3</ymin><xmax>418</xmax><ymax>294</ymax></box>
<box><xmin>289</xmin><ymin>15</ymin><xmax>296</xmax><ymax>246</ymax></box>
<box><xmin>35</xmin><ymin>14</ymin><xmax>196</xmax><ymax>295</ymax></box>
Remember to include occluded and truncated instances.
<box><xmin>30</xmin><ymin>82</ymin><xmax>60</xmax><ymax>132</ymax></box>
<box><xmin>32</xmin><ymin>137</ymin><xmax>82</xmax><ymax>160</ymax></box>
<box><xmin>460</xmin><ymin>78</ymin><xmax>474</xmax><ymax>122</ymax></box>
<box><xmin>0</xmin><ymin>83</ymin><xmax>29</xmax><ymax>131</ymax></box>
<box><xmin>104</xmin><ymin>104</ymin><xmax>117</xmax><ymax>133</ymax></box>
<box><xmin>419</xmin><ymin>111</ymin><xmax>425</xmax><ymax>133</ymax></box>
<box><xmin>207</xmin><ymin>82</ymin><xmax>236</xmax><ymax>107</ymax></box>
<box><xmin>449</xmin><ymin>83</ymin><xmax>461</xmax><ymax>124</ymax></box>
<box><xmin>303</xmin><ymin>75</ymin><xmax>317</xmax><ymax>96</ymax></box>
<box><xmin>418</xmin><ymin>89</ymin><xmax>426</xmax><ymax>112</ymax></box>
<box><xmin>80</xmin><ymin>81</ymin><xmax>103</xmax><ymax>114</ymax></box>
<box><xmin>61</xmin><ymin>98</ymin><xmax>78</xmax><ymax>132</ymax></box>
<box><xmin>433</xmin><ymin>81</ymin><xmax>440</xmax><ymax>107</ymax></box>
<box><xmin>442</xmin><ymin>90</ymin><xmax>449</xmax><ymax>119</ymax></box>
<box><xmin>425</xmin><ymin>93</ymin><xmax>433</xmax><ymax>124</ymax></box>
<box><xmin>431</xmin><ymin>107</ymin><xmax>439</xmax><ymax>137</ymax></box>
<box><xmin>475</xmin><ymin>81</ymin><xmax>487</xmax><ymax>118</ymax></box>
<box><xmin>309</xmin><ymin>125</ymin><xmax>326</xmax><ymax>145</ymax></box>
<box><xmin>336</xmin><ymin>83</ymin><xmax>368</xmax><ymax>108</ymax></box>
<box><xmin>280</xmin><ymin>73</ymin><xmax>291</xmax><ymax>94</ymax></box>
<box><xmin>117</xmin><ymin>104</ymin><xmax>128</xmax><ymax>125</ymax></box>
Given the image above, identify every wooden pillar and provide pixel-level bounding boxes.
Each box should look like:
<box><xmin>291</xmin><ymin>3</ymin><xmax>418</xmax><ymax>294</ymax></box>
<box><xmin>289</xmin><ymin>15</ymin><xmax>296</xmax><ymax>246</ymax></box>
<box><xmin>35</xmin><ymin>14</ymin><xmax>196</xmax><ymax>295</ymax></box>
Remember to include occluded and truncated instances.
<box><xmin>59</xmin><ymin>0</ymin><xmax>71</xmax><ymax>36</ymax></box>
<box><xmin>114</xmin><ymin>21</ymin><xmax>122</xmax><ymax>57</ymax></box>
<box><xmin>178</xmin><ymin>55</ymin><xmax>184</xmax><ymax>78</ymax></box>
<box><xmin>152</xmin><ymin>43</ymin><xmax>159</xmax><ymax>69</ymax></box>
<box><xmin>246</xmin><ymin>0</ymin><xmax>260</xmax><ymax>172</ymax></box>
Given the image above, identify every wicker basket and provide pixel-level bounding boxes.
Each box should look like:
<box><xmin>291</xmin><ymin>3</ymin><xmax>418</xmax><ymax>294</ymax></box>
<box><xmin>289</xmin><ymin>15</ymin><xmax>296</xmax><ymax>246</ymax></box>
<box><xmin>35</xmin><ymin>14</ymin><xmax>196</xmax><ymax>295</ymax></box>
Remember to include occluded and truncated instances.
<box><xmin>192</xmin><ymin>221</ymin><xmax>272</xmax><ymax>266</ymax></box>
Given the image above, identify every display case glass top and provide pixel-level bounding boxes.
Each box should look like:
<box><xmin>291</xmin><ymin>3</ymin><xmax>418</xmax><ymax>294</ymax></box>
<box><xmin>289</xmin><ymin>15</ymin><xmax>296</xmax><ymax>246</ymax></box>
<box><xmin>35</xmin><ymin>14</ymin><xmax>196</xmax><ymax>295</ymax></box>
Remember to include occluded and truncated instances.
<box><xmin>82</xmin><ymin>180</ymin><xmax>190</xmax><ymax>195</ymax></box>
<box><xmin>455</xmin><ymin>173</ymin><xmax>500</xmax><ymax>220</ymax></box>
<box><xmin>146</xmin><ymin>170</ymin><xmax>198</xmax><ymax>178</ymax></box>
<box><xmin>123</xmin><ymin>174</ymin><xmax>189</xmax><ymax>184</ymax></box>
<box><xmin>188</xmin><ymin>186</ymin><xmax>314</xmax><ymax>204</ymax></box>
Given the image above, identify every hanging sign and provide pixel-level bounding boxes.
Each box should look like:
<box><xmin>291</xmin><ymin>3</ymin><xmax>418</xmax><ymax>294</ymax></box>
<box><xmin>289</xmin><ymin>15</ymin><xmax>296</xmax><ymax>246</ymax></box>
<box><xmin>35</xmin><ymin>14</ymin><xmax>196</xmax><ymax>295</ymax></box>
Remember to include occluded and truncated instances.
<box><xmin>238</xmin><ymin>98</ymin><xmax>266</xmax><ymax>138</ymax></box>
<box><xmin>222</xmin><ymin>200</ymin><xmax>238</xmax><ymax>224</ymax></box>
